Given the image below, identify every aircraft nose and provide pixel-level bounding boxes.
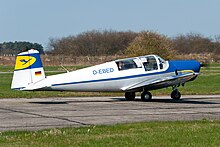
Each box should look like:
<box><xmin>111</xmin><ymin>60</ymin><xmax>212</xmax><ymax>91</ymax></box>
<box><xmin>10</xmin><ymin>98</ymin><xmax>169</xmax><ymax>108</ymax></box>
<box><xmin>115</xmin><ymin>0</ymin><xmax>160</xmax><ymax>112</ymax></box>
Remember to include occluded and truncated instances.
<box><xmin>170</xmin><ymin>60</ymin><xmax>201</xmax><ymax>73</ymax></box>
<box><xmin>194</xmin><ymin>61</ymin><xmax>201</xmax><ymax>72</ymax></box>
<box><xmin>183</xmin><ymin>60</ymin><xmax>201</xmax><ymax>73</ymax></box>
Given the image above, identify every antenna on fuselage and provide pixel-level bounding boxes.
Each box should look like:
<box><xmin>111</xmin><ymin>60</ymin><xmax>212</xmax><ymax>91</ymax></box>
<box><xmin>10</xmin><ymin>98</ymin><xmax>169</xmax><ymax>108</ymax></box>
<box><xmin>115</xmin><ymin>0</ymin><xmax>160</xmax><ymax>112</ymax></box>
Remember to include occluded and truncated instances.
<box><xmin>61</xmin><ymin>65</ymin><xmax>69</xmax><ymax>73</ymax></box>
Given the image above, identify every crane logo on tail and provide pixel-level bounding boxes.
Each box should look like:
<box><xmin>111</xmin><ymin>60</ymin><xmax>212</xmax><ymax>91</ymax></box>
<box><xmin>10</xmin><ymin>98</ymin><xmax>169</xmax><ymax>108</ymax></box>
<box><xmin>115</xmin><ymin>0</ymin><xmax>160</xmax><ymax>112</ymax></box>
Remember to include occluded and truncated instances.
<box><xmin>15</xmin><ymin>56</ymin><xmax>36</xmax><ymax>70</ymax></box>
<box><xmin>20</xmin><ymin>58</ymin><xmax>32</xmax><ymax>65</ymax></box>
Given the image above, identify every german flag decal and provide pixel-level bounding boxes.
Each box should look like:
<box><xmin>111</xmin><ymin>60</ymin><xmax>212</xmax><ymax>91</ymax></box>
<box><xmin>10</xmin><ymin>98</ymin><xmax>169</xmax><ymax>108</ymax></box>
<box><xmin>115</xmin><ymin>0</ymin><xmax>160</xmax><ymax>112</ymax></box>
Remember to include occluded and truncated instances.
<box><xmin>35</xmin><ymin>71</ymin><xmax>42</xmax><ymax>76</ymax></box>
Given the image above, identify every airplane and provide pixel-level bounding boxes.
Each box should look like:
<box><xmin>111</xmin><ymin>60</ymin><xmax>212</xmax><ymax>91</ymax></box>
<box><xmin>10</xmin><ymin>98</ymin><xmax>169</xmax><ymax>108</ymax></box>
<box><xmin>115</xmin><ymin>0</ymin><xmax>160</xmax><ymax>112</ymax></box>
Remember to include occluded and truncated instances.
<box><xmin>11</xmin><ymin>49</ymin><xmax>201</xmax><ymax>101</ymax></box>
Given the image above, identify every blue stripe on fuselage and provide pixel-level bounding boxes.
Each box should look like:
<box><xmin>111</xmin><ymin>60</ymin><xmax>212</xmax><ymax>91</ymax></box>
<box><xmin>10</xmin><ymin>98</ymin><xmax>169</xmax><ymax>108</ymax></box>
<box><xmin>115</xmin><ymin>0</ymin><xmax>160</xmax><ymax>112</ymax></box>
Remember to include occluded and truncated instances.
<box><xmin>52</xmin><ymin>70</ymin><xmax>170</xmax><ymax>87</ymax></box>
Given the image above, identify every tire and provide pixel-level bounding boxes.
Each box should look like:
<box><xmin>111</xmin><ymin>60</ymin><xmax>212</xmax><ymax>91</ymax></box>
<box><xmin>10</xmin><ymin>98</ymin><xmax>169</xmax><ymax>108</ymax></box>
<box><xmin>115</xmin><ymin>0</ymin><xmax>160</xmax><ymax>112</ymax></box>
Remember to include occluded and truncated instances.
<box><xmin>125</xmin><ymin>92</ymin><xmax>136</xmax><ymax>101</ymax></box>
<box><xmin>171</xmin><ymin>89</ymin><xmax>181</xmax><ymax>100</ymax></box>
<box><xmin>141</xmin><ymin>91</ymin><xmax>152</xmax><ymax>101</ymax></box>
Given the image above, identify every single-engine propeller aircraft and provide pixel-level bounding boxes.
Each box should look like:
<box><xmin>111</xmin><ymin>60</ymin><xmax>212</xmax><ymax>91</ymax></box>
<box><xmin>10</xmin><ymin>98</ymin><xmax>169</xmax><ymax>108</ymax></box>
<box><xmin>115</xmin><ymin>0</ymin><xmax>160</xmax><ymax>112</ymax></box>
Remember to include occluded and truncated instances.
<box><xmin>11</xmin><ymin>49</ymin><xmax>201</xmax><ymax>101</ymax></box>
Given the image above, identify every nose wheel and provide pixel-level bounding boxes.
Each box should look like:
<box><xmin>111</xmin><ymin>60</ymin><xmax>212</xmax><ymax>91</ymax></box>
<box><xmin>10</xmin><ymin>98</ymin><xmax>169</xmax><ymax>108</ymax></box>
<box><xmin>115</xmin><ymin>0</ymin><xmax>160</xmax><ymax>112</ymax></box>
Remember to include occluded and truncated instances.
<box><xmin>141</xmin><ymin>91</ymin><xmax>152</xmax><ymax>101</ymax></box>
<box><xmin>171</xmin><ymin>89</ymin><xmax>181</xmax><ymax>100</ymax></box>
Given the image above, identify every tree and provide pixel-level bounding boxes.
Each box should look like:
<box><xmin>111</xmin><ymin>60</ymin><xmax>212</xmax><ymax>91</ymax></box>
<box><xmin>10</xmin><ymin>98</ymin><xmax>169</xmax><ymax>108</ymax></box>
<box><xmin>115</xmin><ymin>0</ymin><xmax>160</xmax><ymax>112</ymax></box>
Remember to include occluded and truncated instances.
<box><xmin>172</xmin><ymin>33</ymin><xmax>214</xmax><ymax>54</ymax></box>
<box><xmin>0</xmin><ymin>41</ymin><xmax>44</xmax><ymax>55</ymax></box>
<box><xmin>125</xmin><ymin>31</ymin><xmax>174</xmax><ymax>59</ymax></box>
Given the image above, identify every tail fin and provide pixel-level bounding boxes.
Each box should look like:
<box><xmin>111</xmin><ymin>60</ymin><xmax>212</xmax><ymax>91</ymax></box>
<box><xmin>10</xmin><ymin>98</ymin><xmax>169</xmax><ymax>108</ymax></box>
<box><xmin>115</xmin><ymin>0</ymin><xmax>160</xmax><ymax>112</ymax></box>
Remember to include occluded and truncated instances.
<box><xmin>11</xmin><ymin>49</ymin><xmax>45</xmax><ymax>90</ymax></box>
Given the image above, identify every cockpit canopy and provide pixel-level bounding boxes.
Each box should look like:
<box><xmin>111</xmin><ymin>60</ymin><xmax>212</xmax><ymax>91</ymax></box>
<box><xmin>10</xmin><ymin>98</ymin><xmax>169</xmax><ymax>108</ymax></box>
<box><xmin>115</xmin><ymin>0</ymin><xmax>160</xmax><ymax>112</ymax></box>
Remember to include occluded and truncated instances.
<box><xmin>115</xmin><ymin>55</ymin><xmax>168</xmax><ymax>71</ymax></box>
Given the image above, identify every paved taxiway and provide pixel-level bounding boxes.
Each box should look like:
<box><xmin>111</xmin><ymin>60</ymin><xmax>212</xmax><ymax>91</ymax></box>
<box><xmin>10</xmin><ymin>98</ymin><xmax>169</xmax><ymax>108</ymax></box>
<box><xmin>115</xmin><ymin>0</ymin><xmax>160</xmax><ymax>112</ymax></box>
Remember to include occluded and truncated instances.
<box><xmin>0</xmin><ymin>95</ymin><xmax>220</xmax><ymax>131</ymax></box>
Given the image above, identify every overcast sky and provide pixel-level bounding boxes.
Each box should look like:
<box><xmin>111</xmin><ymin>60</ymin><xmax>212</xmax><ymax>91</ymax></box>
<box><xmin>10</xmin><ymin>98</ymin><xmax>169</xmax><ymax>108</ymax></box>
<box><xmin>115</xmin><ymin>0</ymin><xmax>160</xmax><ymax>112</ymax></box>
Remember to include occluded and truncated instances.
<box><xmin>1</xmin><ymin>0</ymin><xmax>220</xmax><ymax>47</ymax></box>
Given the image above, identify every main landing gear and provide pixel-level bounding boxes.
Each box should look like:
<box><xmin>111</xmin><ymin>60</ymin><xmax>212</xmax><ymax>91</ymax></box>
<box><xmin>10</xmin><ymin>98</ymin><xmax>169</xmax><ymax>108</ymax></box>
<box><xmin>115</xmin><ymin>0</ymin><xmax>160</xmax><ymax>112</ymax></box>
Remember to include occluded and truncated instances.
<box><xmin>141</xmin><ymin>91</ymin><xmax>152</xmax><ymax>101</ymax></box>
<box><xmin>171</xmin><ymin>89</ymin><xmax>181</xmax><ymax>100</ymax></box>
<box><xmin>125</xmin><ymin>92</ymin><xmax>136</xmax><ymax>101</ymax></box>
<box><xmin>125</xmin><ymin>91</ymin><xmax>152</xmax><ymax>101</ymax></box>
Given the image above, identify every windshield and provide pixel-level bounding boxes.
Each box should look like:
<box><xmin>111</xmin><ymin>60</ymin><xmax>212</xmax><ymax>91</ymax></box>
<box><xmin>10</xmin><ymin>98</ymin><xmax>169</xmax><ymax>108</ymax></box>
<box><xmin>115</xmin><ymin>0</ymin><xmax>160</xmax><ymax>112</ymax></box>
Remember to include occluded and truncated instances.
<box><xmin>156</xmin><ymin>55</ymin><xmax>167</xmax><ymax>70</ymax></box>
<box><xmin>140</xmin><ymin>56</ymin><xmax>158</xmax><ymax>71</ymax></box>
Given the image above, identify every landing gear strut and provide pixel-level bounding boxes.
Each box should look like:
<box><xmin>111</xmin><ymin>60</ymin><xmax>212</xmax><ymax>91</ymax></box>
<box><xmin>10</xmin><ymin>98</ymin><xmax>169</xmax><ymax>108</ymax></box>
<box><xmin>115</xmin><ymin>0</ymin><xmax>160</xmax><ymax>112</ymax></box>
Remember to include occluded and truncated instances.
<box><xmin>125</xmin><ymin>92</ymin><xmax>136</xmax><ymax>101</ymax></box>
<box><xmin>141</xmin><ymin>91</ymin><xmax>152</xmax><ymax>101</ymax></box>
<box><xmin>171</xmin><ymin>89</ymin><xmax>181</xmax><ymax>100</ymax></box>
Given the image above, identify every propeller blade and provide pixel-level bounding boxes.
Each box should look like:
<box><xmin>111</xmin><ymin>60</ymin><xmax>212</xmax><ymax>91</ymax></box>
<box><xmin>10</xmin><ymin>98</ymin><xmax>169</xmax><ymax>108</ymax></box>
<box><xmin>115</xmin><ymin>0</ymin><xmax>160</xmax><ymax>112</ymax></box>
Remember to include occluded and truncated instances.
<box><xmin>200</xmin><ymin>62</ymin><xmax>210</xmax><ymax>68</ymax></box>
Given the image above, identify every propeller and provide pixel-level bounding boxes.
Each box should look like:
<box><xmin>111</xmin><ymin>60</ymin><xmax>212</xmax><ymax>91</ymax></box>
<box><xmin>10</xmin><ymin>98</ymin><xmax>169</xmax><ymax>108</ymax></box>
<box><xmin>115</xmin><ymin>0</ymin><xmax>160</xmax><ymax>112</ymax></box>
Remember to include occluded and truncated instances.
<box><xmin>200</xmin><ymin>62</ymin><xmax>210</xmax><ymax>68</ymax></box>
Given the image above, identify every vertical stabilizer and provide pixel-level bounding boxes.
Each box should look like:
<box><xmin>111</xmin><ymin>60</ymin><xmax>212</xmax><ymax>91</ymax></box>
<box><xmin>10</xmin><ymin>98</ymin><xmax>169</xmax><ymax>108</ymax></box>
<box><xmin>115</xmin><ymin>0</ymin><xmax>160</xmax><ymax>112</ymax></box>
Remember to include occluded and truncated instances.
<box><xmin>11</xmin><ymin>49</ymin><xmax>45</xmax><ymax>90</ymax></box>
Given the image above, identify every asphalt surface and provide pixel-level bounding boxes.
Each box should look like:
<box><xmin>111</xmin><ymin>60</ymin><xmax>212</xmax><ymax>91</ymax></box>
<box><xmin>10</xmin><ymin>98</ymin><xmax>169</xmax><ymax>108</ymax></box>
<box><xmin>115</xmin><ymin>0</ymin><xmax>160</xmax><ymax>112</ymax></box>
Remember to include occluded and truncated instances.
<box><xmin>0</xmin><ymin>95</ymin><xmax>220</xmax><ymax>131</ymax></box>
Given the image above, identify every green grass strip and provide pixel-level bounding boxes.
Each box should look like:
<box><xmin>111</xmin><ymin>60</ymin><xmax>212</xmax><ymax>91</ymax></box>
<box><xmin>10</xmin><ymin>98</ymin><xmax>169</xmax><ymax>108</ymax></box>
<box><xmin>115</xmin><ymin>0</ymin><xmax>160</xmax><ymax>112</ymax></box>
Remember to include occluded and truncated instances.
<box><xmin>0</xmin><ymin>65</ymin><xmax>220</xmax><ymax>98</ymax></box>
<box><xmin>0</xmin><ymin>120</ymin><xmax>219</xmax><ymax>146</ymax></box>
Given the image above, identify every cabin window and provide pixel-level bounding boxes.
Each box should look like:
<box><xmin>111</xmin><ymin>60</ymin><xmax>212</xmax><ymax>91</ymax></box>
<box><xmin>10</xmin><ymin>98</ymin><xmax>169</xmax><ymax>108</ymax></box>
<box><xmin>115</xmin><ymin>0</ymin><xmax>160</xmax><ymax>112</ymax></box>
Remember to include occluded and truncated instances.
<box><xmin>140</xmin><ymin>56</ymin><xmax>158</xmax><ymax>71</ymax></box>
<box><xmin>116</xmin><ymin>58</ymin><xmax>141</xmax><ymax>71</ymax></box>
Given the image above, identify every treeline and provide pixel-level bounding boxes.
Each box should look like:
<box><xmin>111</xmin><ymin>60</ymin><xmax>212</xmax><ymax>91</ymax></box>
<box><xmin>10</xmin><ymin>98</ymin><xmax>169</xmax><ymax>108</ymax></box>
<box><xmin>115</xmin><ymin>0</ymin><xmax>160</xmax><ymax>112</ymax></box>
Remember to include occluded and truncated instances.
<box><xmin>1</xmin><ymin>30</ymin><xmax>220</xmax><ymax>61</ymax></box>
<box><xmin>47</xmin><ymin>30</ymin><xmax>220</xmax><ymax>61</ymax></box>
<box><xmin>48</xmin><ymin>30</ymin><xmax>138</xmax><ymax>56</ymax></box>
<box><xmin>173</xmin><ymin>33</ymin><xmax>220</xmax><ymax>54</ymax></box>
<box><xmin>0</xmin><ymin>41</ymin><xmax>44</xmax><ymax>55</ymax></box>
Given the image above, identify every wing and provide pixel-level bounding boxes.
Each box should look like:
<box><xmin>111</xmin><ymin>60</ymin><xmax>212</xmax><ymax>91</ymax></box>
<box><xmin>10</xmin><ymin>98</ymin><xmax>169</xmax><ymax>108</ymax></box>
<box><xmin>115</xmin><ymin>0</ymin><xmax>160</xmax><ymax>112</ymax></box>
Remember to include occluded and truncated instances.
<box><xmin>121</xmin><ymin>72</ymin><xmax>199</xmax><ymax>92</ymax></box>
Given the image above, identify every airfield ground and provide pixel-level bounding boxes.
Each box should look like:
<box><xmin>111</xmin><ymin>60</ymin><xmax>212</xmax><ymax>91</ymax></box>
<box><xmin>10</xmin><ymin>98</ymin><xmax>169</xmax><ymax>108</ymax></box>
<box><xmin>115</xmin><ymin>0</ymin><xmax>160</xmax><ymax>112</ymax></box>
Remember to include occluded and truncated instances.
<box><xmin>0</xmin><ymin>95</ymin><xmax>220</xmax><ymax>131</ymax></box>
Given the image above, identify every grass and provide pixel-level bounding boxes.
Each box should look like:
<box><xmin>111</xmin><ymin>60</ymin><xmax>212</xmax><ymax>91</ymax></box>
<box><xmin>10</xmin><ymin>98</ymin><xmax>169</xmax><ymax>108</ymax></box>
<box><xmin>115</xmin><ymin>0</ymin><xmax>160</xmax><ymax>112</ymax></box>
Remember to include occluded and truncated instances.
<box><xmin>207</xmin><ymin>63</ymin><xmax>220</xmax><ymax>67</ymax></box>
<box><xmin>0</xmin><ymin>120</ymin><xmax>220</xmax><ymax>146</ymax></box>
<box><xmin>0</xmin><ymin>65</ymin><xmax>220</xmax><ymax>98</ymax></box>
<box><xmin>0</xmin><ymin>66</ymin><xmax>13</xmax><ymax>72</ymax></box>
